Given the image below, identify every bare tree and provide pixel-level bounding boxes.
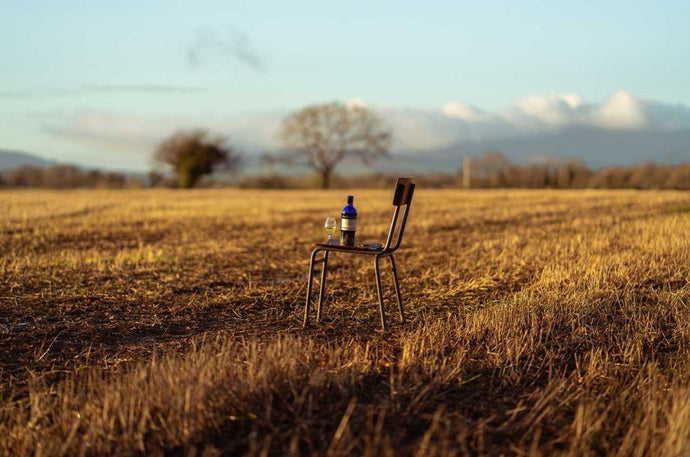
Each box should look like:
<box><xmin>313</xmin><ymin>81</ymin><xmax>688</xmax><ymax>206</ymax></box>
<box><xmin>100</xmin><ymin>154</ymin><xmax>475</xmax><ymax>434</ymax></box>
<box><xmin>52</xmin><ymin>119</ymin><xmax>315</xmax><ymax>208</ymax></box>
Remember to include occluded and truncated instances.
<box><xmin>277</xmin><ymin>102</ymin><xmax>391</xmax><ymax>189</ymax></box>
<box><xmin>154</xmin><ymin>129</ymin><xmax>241</xmax><ymax>188</ymax></box>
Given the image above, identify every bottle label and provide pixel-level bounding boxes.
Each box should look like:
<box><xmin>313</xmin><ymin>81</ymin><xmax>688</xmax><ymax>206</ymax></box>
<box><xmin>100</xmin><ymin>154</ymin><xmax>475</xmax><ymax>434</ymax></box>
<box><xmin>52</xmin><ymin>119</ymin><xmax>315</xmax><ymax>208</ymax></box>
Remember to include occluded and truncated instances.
<box><xmin>341</xmin><ymin>217</ymin><xmax>356</xmax><ymax>231</ymax></box>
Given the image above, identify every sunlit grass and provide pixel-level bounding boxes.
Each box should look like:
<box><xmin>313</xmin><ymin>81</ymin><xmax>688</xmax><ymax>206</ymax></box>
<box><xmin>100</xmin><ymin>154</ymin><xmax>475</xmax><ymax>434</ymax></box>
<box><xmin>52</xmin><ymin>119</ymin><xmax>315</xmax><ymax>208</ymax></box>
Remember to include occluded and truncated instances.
<box><xmin>1</xmin><ymin>188</ymin><xmax>690</xmax><ymax>456</ymax></box>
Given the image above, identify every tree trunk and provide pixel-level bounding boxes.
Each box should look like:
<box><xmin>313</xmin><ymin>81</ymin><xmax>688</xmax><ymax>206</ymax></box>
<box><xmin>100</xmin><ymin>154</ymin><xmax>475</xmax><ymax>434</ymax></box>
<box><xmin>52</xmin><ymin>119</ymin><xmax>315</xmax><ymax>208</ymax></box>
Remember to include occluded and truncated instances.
<box><xmin>178</xmin><ymin>170</ymin><xmax>196</xmax><ymax>188</ymax></box>
<box><xmin>321</xmin><ymin>170</ymin><xmax>331</xmax><ymax>189</ymax></box>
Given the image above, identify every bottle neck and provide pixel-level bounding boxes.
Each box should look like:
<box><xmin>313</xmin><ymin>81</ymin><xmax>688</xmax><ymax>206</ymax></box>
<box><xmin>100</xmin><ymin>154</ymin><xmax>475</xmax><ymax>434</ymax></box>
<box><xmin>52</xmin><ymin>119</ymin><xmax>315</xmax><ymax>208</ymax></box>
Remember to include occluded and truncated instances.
<box><xmin>347</xmin><ymin>195</ymin><xmax>354</xmax><ymax>205</ymax></box>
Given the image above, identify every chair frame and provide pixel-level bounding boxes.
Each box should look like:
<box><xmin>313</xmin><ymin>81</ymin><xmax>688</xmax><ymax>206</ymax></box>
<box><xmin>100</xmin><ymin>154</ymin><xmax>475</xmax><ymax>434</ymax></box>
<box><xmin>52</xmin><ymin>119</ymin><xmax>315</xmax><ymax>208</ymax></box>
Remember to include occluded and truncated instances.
<box><xmin>303</xmin><ymin>178</ymin><xmax>415</xmax><ymax>330</ymax></box>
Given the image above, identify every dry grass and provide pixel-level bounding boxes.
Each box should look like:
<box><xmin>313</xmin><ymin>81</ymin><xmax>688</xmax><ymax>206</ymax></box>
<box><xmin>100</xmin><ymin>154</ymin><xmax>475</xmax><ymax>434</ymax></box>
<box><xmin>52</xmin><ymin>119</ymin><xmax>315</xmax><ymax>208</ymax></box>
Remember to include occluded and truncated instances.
<box><xmin>1</xmin><ymin>188</ymin><xmax>690</xmax><ymax>456</ymax></box>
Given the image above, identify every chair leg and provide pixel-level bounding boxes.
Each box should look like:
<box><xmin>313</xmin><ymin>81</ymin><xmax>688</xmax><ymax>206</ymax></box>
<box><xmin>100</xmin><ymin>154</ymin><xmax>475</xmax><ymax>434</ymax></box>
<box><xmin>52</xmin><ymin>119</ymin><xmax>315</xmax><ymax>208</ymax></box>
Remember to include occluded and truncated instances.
<box><xmin>389</xmin><ymin>255</ymin><xmax>404</xmax><ymax>324</ymax></box>
<box><xmin>303</xmin><ymin>249</ymin><xmax>319</xmax><ymax>328</ymax></box>
<box><xmin>316</xmin><ymin>251</ymin><xmax>329</xmax><ymax>321</ymax></box>
<box><xmin>374</xmin><ymin>256</ymin><xmax>387</xmax><ymax>331</ymax></box>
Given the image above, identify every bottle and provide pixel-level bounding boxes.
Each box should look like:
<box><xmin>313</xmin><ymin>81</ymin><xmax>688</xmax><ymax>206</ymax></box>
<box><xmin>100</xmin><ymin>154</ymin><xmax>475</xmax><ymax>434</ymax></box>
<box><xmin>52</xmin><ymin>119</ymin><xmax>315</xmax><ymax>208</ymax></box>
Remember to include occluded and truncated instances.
<box><xmin>340</xmin><ymin>195</ymin><xmax>357</xmax><ymax>246</ymax></box>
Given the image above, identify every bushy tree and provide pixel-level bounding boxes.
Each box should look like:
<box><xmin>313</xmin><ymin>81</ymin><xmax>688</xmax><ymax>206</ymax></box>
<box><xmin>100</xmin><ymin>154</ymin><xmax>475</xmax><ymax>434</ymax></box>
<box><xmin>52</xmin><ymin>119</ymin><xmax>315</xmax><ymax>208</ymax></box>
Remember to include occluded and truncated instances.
<box><xmin>154</xmin><ymin>129</ymin><xmax>241</xmax><ymax>188</ymax></box>
<box><xmin>276</xmin><ymin>102</ymin><xmax>391</xmax><ymax>189</ymax></box>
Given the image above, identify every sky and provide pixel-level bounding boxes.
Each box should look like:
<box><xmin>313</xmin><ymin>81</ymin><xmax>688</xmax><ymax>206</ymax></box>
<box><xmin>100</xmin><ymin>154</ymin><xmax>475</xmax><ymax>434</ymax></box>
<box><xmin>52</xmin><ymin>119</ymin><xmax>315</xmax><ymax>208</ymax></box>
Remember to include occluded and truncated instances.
<box><xmin>1</xmin><ymin>0</ymin><xmax>689</xmax><ymax>171</ymax></box>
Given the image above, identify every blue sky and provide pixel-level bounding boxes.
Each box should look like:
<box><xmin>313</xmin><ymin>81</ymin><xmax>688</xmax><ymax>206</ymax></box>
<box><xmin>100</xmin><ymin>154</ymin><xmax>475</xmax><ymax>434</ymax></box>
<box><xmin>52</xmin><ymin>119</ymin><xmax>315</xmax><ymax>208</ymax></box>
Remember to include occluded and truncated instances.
<box><xmin>1</xmin><ymin>0</ymin><xmax>689</xmax><ymax>170</ymax></box>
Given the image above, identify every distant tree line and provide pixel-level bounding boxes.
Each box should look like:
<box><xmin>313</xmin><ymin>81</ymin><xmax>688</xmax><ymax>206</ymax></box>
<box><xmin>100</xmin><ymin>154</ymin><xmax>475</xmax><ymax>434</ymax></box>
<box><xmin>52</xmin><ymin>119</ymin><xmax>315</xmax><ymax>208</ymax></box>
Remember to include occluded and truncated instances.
<box><xmin>236</xmin><ymin>152</ymin><xmax>690</xmax><ymax>190</ymax></box>
<box><xmin>460</xmin><ymin>151</ymin><xmax>690</xmax><ymax>190</ymax></box>
<box><xmin>0</xmin><ymin>165</ymin><xmax>140</xmax><ymax>189</ymax></box>
<box><xmin>4</xmin><ymin>155</ymin><xmax>690</xmax><ymax>190</ymax></box>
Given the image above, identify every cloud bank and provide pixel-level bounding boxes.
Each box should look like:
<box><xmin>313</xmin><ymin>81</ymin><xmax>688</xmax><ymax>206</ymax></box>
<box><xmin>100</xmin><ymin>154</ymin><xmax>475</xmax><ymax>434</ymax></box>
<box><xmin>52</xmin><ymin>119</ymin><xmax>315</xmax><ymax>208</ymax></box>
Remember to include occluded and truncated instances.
<box><xmin>39</xmin><ymin>110</ymin><xmax>284</xmax><ymax>155</ymax></box>
<box><xmin>385</xmin><ymin>90</ymin><xmax>690</xmax><ymax>150</ymax></box>
<box><xmin>446</xmin><ymin>91</ymin><xmax>667</xmax><ymax>130</ymax></box>
<box><xmin>36</xmin><ymin>90</ymin><xmax>690</xmax><ymax>170</ymax></box>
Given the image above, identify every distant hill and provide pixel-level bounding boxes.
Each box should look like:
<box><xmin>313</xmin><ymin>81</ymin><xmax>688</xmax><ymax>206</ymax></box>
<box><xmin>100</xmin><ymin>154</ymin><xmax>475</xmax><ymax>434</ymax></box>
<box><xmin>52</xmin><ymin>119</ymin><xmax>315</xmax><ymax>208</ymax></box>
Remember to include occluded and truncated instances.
<box><xmin>372</xmin><ymin>127</ymin><xmax>690</xmax><ymax>174</ymax></box>
<box><xmin>0</xmin><ymin>149</ymin><xmax>56</xmax><ymax>170</ymax></box>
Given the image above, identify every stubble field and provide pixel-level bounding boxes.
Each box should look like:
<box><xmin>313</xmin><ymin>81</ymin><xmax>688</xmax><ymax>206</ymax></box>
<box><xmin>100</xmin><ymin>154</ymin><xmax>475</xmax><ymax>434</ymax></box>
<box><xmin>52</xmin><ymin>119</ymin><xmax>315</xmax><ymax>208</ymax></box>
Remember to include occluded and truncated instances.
<box><xmin>1</xmin><ymin>188</ymin><xmax>690</xmax><ymax>456</ymax></box>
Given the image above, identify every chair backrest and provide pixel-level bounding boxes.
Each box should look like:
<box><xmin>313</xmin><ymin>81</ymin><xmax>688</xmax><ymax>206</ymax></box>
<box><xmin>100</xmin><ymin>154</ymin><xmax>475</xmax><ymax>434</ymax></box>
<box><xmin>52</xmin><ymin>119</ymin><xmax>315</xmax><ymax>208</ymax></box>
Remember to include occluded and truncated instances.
<box><xmin>383</xmin><ymin>177</ymin><xmax>415</xmax><ymax>251</ymax></box>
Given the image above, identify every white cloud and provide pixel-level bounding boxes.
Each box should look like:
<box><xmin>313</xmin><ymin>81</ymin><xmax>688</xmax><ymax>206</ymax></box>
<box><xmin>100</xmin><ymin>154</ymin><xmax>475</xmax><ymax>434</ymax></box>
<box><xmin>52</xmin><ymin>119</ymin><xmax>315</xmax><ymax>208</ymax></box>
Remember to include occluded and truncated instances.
<box><xmin>561</xmin><ymin>94</ymin><xmax>584</xmax><ymax>109</ymax></box>
<box><xmin>383</xmin><ymin>109</ymin><xmax>459</xmax><ymax>150</ymax></box>
<box><xmin>446</xmin><ymin>90</ymin><xmax>653</xmax><ymax>132</ymax></box>
<box><xmin>442</xmin><ymin>101</ymin><xmax>483</xmax><ymax>121</ymax></box>
<box><xmin>346</xmin><ymin>97</ymin><xmax>367</xmax><ymax>109</ymax></box>
<box><xmin>595</xmin><ymin>90</ymin><xmax>646</xmax><ymax>129</ymax></box>
<box><xmin>509</xmin><ymin>94</ymin><xmax>584</xmax><ymax>125</ymax></box>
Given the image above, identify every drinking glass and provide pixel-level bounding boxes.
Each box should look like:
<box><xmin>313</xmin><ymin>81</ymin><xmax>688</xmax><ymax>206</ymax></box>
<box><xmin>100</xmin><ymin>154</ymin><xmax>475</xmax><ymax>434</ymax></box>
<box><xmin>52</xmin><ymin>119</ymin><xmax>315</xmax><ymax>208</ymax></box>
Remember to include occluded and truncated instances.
<box><xmin>324</xmin><ymin>217</ymin><xmax>336</xmax><ymax>242</ymax></box>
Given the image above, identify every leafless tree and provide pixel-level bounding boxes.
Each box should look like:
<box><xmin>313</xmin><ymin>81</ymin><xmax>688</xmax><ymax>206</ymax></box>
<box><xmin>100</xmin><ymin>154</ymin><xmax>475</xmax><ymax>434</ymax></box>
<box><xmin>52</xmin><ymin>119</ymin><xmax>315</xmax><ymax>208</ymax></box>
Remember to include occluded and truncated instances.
<box><xmin>276</xmin><ymin>102</ymin><xmax>391</xmax><ymax>189</ymax></box>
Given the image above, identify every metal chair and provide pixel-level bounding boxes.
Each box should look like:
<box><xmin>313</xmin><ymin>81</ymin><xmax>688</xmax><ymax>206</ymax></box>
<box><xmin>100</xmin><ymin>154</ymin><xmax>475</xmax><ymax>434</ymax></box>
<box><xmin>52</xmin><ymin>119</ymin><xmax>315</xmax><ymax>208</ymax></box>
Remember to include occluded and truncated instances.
<box><xmin>303</xmin><ymin>177</ymin><xmax>415</xmax><ymax>330</ymax></box>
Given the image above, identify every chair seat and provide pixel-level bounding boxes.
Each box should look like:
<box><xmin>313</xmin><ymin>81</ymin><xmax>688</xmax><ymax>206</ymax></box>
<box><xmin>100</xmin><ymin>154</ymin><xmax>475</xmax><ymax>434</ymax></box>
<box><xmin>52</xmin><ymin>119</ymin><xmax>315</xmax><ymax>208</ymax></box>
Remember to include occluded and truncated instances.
<box><xmin>315</xmin><ymin>240</ymin><xmax>383</xmax><ymax>253</ymax></box>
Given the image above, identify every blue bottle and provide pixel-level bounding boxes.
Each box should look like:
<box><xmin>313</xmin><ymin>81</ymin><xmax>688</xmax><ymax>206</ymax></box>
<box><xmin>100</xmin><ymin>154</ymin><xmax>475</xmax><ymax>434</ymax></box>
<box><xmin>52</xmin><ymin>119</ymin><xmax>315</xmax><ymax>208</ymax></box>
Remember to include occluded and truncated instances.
<box><xmin>340</xmin><ymin>195</ymin><xmax>357</xmax><ymax>246</ymax></box>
